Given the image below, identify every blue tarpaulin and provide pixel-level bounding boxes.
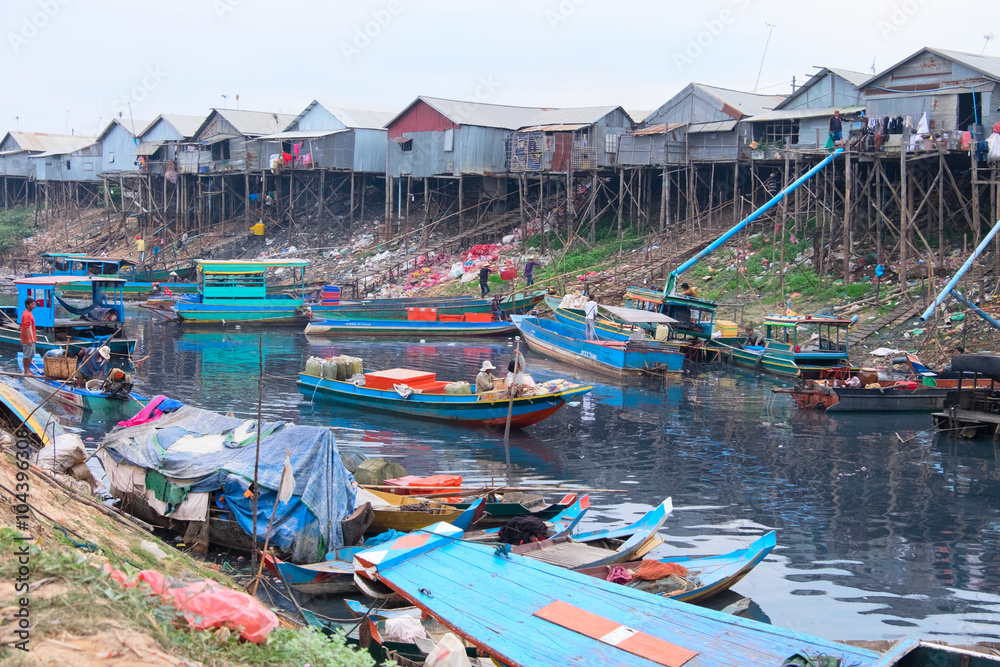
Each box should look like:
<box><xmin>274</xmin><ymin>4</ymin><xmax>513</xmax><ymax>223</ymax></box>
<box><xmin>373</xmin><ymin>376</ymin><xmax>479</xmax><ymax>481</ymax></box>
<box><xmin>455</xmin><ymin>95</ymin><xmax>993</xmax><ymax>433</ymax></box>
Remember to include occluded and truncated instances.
<box><xmin>101</xmin><ymin>405</ymin><xmax>356</xmax><ymax>562</ymax></box>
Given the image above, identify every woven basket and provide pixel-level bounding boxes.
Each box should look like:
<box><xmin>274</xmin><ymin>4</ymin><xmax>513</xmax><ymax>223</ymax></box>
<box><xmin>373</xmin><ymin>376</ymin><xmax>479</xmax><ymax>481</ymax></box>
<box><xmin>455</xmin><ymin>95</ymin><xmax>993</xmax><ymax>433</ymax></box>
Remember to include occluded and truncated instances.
<box><xmin>43</xmin><ymin>356</ymin><xmax>77</xmax><ymax>380</ymax></box>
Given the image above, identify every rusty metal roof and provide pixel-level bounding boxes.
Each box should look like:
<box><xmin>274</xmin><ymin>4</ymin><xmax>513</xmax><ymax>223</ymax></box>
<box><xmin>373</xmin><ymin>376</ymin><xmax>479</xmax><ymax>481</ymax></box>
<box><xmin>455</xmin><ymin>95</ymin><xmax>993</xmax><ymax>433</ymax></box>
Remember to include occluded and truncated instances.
<box><xmin>632</xmin><ymin>123</ymin><xmax>686</xmax><ymax>136</ymax></box>
<box><xmin>2</xmin><ymin>131</ymin><xmax>80</xmax><ymax>153</ymax></box>
<box><xmin>693</xmin><ymin>84</ymin><xmax>785</xmax><ymax>118</ymax></box>
<box><xmin>861</xmin><ymin>47</ymin><xmax>1000</xmax><ymax>88</ymax></box>
<box><xmin>687</xmin><ymin>120</ymin><xmax>738</xmax><ymax>134</ymax></box>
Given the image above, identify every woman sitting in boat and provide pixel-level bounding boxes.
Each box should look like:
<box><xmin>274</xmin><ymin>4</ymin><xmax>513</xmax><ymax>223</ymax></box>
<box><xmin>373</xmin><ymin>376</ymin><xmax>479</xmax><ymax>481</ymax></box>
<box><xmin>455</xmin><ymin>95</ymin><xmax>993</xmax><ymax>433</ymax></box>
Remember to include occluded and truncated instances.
<box><xmin>475</xmin><ymin>360</ymin><xmax>496</xmax><ymax>393</ymax></box>
<box><xmin>74</xmin><ymin>345</ymin><xmax>112</xmax><ymax>387</ymax></box>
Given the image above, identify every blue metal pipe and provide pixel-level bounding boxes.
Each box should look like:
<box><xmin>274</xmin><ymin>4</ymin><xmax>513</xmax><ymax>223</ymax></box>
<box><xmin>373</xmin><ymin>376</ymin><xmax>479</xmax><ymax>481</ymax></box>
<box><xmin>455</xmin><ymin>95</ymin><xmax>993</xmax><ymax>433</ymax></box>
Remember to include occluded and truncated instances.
<box><xmin>950</xmin><ymin>289</ymin><xmax>1000</xmax><ymax>331</ymax></box>
<box><xmin>664</xmin><ymin>148</ymin><xmax>844</xmax><ymax>295</ymax></box>
<box><xmin>919</xmin><ymin>215</ymin><xmax>1000</xmax><ymax>321</ymax></box>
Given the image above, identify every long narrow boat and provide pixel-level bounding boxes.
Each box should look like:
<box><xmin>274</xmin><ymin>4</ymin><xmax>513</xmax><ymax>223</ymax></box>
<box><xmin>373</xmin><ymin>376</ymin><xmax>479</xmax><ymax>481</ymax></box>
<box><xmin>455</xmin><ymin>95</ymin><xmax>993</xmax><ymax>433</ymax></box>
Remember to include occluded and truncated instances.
<box><xmin>576</xmin><ymin>530</ymin><xmax>776</xmax><ymax>603</ymax></box>
<box><xmin>545</xmin><ymin>295</ymin><xmax>655</xmax><ymax>341</ymax></box>
<box><xmin>18</xmin><ymin>354</ymin><xmax>148</xmax><ymax>413</ymax></box>
<box><xmin>0</xmin><ymin>276</ymin><xmax>137</xmax><ymax>356</ymax></box>
<box><xmin>312</xmin><ymin>290</ymin><xmax>548</xmax><ymax>320</ymax></box>
<box><xmin>303</xmin><ymin>317</ymin><xmax>517</xmax><ymax>337</ymax></box>
<box><xmin>512</xmin><ymin>315</ymin><xmax>684</xmax><ymax>376</ymax></box>
<box><xmin>298</xmin><ymin>365</ymin><xmax>592</xmax><ymax>427</ymax></box>
<box><xmin>354</xmin><ymin>521</ymin><xmax>1000</xmax><ymax>667</ymax></box>
<box><xmin>706</xmin><ymin>336</ymin><xmax>802</xmax><ymax>378</ymax></box>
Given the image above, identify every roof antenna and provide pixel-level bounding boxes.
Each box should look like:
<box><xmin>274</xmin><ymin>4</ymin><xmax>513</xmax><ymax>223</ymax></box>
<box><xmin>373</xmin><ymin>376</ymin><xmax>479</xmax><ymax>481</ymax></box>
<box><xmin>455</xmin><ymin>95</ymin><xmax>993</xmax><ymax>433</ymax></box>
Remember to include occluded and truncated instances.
<box><xmin>753</xmin><ymin>22</ymin><xmax>777</xmax><ymax>93</ymax></box>
<box><xmin>870</xmin><ymin>58</ymin><xmax>877</xmax><ymax>74</ymax></box>
<box><xmin>983</xmin><ymin>33</ymin><xmax>995</xmax><ymax>55</ymax></box>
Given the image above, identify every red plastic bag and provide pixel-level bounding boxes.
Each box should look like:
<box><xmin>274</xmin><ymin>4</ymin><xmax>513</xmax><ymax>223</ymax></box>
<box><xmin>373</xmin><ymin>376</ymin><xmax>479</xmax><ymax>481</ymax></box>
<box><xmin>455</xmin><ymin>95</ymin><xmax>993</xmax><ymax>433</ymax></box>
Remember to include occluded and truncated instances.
<box><xmin>104</xmin><ymin>565</ymin><xmax>278</xmax><ymax>643</ymax></box>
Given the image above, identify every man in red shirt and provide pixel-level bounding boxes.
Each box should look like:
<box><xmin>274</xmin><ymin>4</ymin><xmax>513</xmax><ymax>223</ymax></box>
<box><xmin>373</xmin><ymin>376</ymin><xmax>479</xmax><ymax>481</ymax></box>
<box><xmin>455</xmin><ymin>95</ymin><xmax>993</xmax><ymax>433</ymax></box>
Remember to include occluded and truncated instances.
<box><xmin>21</xmin><ymin>297</ymin><xmax>37</xmax><ymax>377</ymax></box>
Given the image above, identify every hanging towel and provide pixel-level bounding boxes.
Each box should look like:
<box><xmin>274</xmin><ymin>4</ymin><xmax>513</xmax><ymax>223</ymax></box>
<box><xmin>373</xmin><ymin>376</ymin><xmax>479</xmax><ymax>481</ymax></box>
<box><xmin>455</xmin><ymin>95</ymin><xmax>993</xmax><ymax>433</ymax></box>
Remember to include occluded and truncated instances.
<box><xmin>917</xmin><ymin>112</ymin><xmax>929</xmax><ymax>135</ymax></box>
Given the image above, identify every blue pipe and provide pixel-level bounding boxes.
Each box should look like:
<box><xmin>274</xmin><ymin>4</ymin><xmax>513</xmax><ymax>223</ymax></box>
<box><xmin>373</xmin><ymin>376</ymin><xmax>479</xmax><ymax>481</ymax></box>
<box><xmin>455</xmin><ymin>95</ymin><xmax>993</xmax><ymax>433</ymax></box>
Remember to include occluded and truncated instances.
<box><xmin>950</xmin><ymin>289</ymin><xmax>1000</xmax><ymax>331</ymax></box>
<box><xmin>664</xmin><ymin>148</ymin><xmax>844</xmax><ymax>295</ymax></box>
<box><xmin>919</xmin><ymin>215</ymin><xmax>1000</xmax><ymax>321</ymax></box>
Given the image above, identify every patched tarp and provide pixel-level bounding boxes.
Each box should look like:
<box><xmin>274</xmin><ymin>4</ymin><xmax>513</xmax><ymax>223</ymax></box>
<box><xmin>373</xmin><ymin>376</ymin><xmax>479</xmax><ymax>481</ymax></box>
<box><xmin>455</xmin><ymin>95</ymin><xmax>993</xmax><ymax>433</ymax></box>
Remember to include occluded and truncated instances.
<box><xmin>100</xmin><ymin>405</ymin><xmax>355</xmax><ymax>562</ymax></box>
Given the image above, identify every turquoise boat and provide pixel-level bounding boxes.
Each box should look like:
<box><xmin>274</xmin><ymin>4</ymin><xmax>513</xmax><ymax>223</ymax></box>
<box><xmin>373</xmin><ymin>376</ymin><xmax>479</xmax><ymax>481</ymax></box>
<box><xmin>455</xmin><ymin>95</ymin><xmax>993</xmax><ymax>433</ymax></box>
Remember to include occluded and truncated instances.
<box><xmin>512</xmin><ymin>315</ymin><xmax>684</xmax><ymax>377</ymax></box>
<box><xmin>622</xmin><ymin>286</ymin><xmax>718</xmax><ymax>340</ymax></box>
<box><xmin>36</xmin><ymin>253</ymin><xmax>198</xmax><ymax>297</ymax></box>
<box><xmin>174</xmin><ymin>259</ymin><xmax>323</xmax><ymax>325</ymax></box>
<box><xmin>297</xmin><ymin>365</ymin><xmax>592</xmax><ymax>428</ymax></box>
<box><xmin>760</xmin><ymin>313</ymin><xmax>852</xmax><ymax>378</ymax></box>
<box><xmin>355</xmin><ymin>519</ymin><xmax>1000</xmax><ymax>667</ymax></box>
<box><xmin>0</xmin><ymin>276</ymin><xmax>136</xmax><ymax>356</ymax></box>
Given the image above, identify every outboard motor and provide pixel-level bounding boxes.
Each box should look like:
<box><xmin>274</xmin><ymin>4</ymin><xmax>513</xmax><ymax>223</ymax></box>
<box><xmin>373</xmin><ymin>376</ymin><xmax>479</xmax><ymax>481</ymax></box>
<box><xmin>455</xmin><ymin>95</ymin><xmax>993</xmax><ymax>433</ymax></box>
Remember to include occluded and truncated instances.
<box><xmin>101</xmin><ymin>368</ymin><xmax>133</xmax><ymax>399</ymax></box>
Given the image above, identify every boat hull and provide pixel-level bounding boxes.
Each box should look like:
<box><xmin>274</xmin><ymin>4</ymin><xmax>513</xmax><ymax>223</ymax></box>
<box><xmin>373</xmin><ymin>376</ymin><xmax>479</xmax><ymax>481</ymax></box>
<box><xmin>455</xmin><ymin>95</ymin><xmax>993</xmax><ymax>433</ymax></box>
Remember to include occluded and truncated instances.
<box><xmin>513</xmin><ymin>316</ymin><xmax>683</xmax><ymax>377</ymax></box>
<box><xmin>316</xmin><ymin>291</ymin><xmax>546</xmax><ymax>320</ymax></box>
<box><xmin>21</xmin><ymin>375</ymin><xmax>146</xmax><ymax>413</ymax></box>
<box><xmin>173</xmin><ymin>301</ymin><xmax>308</xmax><ymax>325</ymax></box>
<box><xmin>707</xmin><ymin>339</ymin><xmax>801</xmax><ymax>377</ymax></box>
<box><xmin>825</xmin><ymin>386</ymin><xmax>951</xmax><ymax>412</ymax></box>
<box><xmin>303</xmin><ymin>318</ymin><xmax>517</xmax><ymax>337</ymax></box>
<box><xmin>297</xmin><ymin>373</ymin><xmax>591</xmax><ymax>427</ymax></box>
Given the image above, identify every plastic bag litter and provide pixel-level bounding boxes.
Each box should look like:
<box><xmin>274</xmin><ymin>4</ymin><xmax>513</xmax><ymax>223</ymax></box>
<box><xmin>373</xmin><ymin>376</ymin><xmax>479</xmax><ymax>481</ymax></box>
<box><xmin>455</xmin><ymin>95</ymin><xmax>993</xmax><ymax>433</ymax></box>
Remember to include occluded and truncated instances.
<box><xmin>385</xmin><ymin>615</ymin><xmax>427</xmax><ymax>642</ymax></box>
<box><xmin>103</xmin><ymin>565</ymin><xmax>278</xmax><ymax>643</ymax></box>
<box><xmin>424</xmin><ymin>633</ymin><xmax>472</xmax><ymax>667</ymax></box>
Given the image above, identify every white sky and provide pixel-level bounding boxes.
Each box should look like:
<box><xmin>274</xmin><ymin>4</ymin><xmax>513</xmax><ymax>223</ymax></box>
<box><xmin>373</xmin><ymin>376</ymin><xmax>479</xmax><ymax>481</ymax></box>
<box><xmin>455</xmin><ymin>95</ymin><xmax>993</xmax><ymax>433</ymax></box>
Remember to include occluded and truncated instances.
<box><xmin>1</xmin><ymin>0</ymin><xmax>996</xmax><ymax>135</ymax></box>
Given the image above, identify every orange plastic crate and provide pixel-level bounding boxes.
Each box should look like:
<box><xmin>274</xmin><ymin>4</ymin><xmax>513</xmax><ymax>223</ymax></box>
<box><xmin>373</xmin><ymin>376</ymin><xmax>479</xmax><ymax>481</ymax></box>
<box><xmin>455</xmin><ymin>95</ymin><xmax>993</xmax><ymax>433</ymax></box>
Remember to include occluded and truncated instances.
<box><xmin>384</xmin><ymin>475</ymin><xmax>464</xmax><ymax>499</ymax></box>
<box><xmin>438</xmin><ymin>313</ymin><xmax>464</xmax><ymax>322</ymax></box>
<box><xmin>407</xmin><ymin>307</ymin><xmax>438</xmax><ymax>322</ymax></box>
<box><xmin>464</xmin><ymin>312</ymin><xmax>494</xmax><ymax>323</ymax></box>
<box><xmin>364</xmin><ymin>368</ymin><xmax>436</xmax><ymax>391</ymax></box>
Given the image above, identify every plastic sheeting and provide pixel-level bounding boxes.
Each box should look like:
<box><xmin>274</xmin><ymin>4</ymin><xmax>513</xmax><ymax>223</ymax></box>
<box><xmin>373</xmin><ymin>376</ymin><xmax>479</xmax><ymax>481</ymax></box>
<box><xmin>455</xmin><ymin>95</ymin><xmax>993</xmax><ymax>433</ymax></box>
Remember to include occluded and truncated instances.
<box><xmin>101</xmin><ymin>405</ymin><xmax>356</xmax><ymax>562</ymax></box>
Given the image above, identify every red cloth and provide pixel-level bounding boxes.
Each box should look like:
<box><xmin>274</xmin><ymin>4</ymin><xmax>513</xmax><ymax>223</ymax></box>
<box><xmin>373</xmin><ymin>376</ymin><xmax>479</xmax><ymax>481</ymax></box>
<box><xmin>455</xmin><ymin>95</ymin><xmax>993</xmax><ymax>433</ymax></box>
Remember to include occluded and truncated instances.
<box><xmin>635</xmin><ymin>560</ymin><xmax>689</xmax><ymax>581</ymax></box>
<box><xmin>20</xmin><ymin>310</ymin><xmax>36</xmax><ymax>344</ymax></box>
<box><xmin>103</xmin><ymin>565</ymin><xmax>278</xmax><ymax>643</ymax></box>
<box><xmin>606</xmin><ymin>565</ymin><xmax>632</xmax><ymax>584</ymax></box>
<box><xmin>117</xmin><ymin>395</ymin><xmax>167</xmax><ymax>427</ymax></box>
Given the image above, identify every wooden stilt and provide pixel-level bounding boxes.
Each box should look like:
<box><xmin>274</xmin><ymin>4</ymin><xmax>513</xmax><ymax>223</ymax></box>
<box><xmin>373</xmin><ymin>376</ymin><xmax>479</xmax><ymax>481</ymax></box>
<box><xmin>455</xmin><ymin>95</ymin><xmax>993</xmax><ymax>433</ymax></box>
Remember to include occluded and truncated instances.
<box><xmin>899</xmin><ymin>143</ymin><xmax>908</xmax><ymax>288</ymax></box>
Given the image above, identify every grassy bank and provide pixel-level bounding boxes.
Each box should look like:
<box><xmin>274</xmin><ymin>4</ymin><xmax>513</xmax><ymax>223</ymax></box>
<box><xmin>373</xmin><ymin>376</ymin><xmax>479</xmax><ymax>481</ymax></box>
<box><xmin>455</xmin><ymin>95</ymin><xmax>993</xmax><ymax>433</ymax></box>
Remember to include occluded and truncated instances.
<box><xmin>0</xmin><ymin>207</ymin><xmax>36</xmax><ymax>255</ymax></box>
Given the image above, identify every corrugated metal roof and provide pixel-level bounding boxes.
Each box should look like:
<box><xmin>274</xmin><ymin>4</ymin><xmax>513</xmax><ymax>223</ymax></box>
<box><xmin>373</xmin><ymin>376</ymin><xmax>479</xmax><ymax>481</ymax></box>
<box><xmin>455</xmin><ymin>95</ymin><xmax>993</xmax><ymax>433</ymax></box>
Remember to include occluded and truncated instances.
<box><xmin>333</xmin><ymin>107</ymin><xmax>395</xmax><ymax>130</ymax></box>
<box><xmin>97</xmin><ymin>117</ymin><xmax>153</xmax><ymax>141</ymax></box>
<box><xmin>825</xmin><ymin>67</ymin><xmax>872</xmax><ymax>87</ymax></box>
<box><xmin>632</xmin><ymin>123</ymin><xmax>686</xmax><ymax>136</ymax></box>
<box><xmin>2</xmin><ymin>131</ymin><xmax>81</xmax><ymax>153</ymax></box>
<box><xmin>687</xmin><ymin>120</ymin><xmax>738</xmax><ymax>134</ymax></box>
<box><xmin>34</xmin><ymin>136</ymin><xmax>99</xmax><ymax>157</ymax></box>
<box><xmin>525</xmin><ymin>106</ymin><xmax>620</xmax><ymax>126</ymax></box>
<box><xmin>861</xmin><ymin>47</ymin><xmax>1000</xmax><ymax>88</ymax></box>
<box><xmin>206</xmin><ymin>109</ymin><xmax>299</xmax><ymax>137</ymax></box>
<box><xmin>134</xmin><ymin>141</ymin><xmax>164</xmax><ymax>156</ymax></box>
<box><xmin>256</xmin><ymin>129</ymin><xmax>346</xmax><ymax>139</ymax></box>
<box><xmin>518</xmin><ymin>123</ymin><xmax>590</xmax><ymax>132</ymax></box>
<box><xmin>693</xmin><ymin>84</ymin><xmax>785</xmax><ymax>117</ymax></box>
<box><xmin>750</xmin><ymin>105</ymin><xmax>865</xmax><ymax>122</ymax></box>
<box><xmin>627</xmin><ymin>109</ymin><xmax>654</xmax><ymax>124</ymax></box>
<box><xmin>154</xmin><ymin>113</ymin><xmax>208</xmax><ymax>139</ymax></box>
<box><xmin>412</xmin><ymin>96</ymin><xmax>548</xmax><ymax>130</ymax></box>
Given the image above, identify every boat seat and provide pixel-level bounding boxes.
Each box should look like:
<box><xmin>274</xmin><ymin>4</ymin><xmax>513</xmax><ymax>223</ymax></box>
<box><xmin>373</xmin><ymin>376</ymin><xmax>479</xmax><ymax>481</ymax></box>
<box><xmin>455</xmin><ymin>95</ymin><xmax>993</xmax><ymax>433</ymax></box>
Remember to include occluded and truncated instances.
<box><xmin>520</xmin><ymin>541</ymin><xmax>613</xmax><ymax>569</ymax></box>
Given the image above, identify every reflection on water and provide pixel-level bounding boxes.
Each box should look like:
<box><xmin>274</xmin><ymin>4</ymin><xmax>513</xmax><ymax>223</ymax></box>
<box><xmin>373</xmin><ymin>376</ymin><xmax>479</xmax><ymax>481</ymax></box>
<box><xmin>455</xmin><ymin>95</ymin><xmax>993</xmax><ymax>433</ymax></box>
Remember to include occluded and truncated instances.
<box><xmin>7</xmin><ymin>308</ymin><xmax>1000</xmax><ymax>644</ymax></box>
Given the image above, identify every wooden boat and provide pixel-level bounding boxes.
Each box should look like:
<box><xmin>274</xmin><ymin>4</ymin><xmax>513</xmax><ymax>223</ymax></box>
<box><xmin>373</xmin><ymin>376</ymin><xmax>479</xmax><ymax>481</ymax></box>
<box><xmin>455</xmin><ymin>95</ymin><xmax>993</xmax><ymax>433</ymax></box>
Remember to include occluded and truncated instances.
<box><xmin>576</xmin><ymin>530</ymin><xmax>776</xmax><ymax>603</ymax></box>
<box><xmin>545</xmin><ymin>295</ymin><xmax>655</xmax><ymax>341</ymax></box>
<box><xmin>760</xmin><ymin>314</ymin><xmax>853</xmax><ymax>378</ymax></box>
<box><xmin>512</xmin><ymin>315</ymin><xmax>684</xmax><ymax>376</ymax></box>
<box><xmin>775</xmin><ymin>378</ymin><xmax>957</xmax><ymax>412</ymax></box>
<box><xmin>173</xmin><ymin>259</ymin><xmax>325</xmax><ymax>324</ymax></box>
<box><xmin>622</xmin><ymin>286</ymin><xmax>718</xmax><ymax>340</ymax></box>
<box><xmin>19</xmin><ymin>354</ymin><xmax>148</xmax><ymax>413</ymax></box>
<box><xmin>354</xmin><ymin>522</ymin><xmax>1000</xmax><ymax>667</ymax></box>
<box><xmin>36</xmin><ymin>253</ymin><xmax>198</xmax><ymax>297</ymax></box>
<box><xmin>706</xmin><ymin>337</ymin><xmax>802</xmax><ymax>378</ymax></box>
<box><xmin>448</xmin><ymin>492</ymin><xmax>579</xmax><ymax>528</ymax></box>
<box><xmin>360</xmin><ymin>488</ymin><xmax>484</xmax><ymax>534</ymax></box>
<box><xmin>0</xmin><ymin>381</ymin><xmax>64</xmax><ymax>448</ymax></box>
<box><xmin>511</xmin><ymin>498</ymin><xmax>671</xmax><ymax>568</ymax></box>
<box><xmin>312</xmin><ymin>290</ymin><xmax>547</xmax><ymax>320</ymax></box>
<box><xmin>297</xmin><ymin>365</ymin><xmax>592</xmax><ymax>428</ymax></box>
<box><xmin>303</xmin><ymin>317</ymin><xmax>517</xmax><ymax>337</ymax></box>
<box><xmin>264</xmin><ymin>499</ymin><xmax>485</xmax><ymax>596</ymax></box>
<box><xmin>0</xmin><ymin>276</ymin><xmax>137</xmax><ymax>356</ymax></box>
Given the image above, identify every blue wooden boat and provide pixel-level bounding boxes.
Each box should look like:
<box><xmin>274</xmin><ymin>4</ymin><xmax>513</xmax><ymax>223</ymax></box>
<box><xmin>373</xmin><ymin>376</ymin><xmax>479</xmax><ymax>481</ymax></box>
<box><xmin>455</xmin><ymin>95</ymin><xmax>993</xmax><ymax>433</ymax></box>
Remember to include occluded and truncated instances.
<box><xmin>311</xmin><ymin>290</ymin><xmax>547</xmax><ymax>320</ymax></box>
<box><xmin>0</xmin><ymin>276</ymin><xmax>137</xmax><ymax>356</ymax></box>
<box><xmin>512</xmin><ymin>315</ymin><xmax>684</xmax><ymax>376</ymax></box>
<box><xmin>173</xmin><ymin>259</ymin><xmax>321</xmax><ymax>325</ymax></box>
<box><xmin>354</xmin><ymin>520</ymin><xmax>1000</xmax><ymax>667</ymax></box>
<box><xmin>304</xmin><ymin>317</ymin><xmax>517</xmax><ymax>337</ymax></box>
<box><xmin>36</xmin><ymin>252</ymin><xmax>198</xmax><ymax>297</ymax></box>
<box><xmin>576</xmin><ymin>530</ymin><xmax>776</xmax><ymax>603</ymax></box>
<box><xmin>297</xmin><ymin>366</ymin><xmax>591</xmax><ymax>428</ymax></box>
<box><xmin>545</xmin><ymin>295</ymin><xmax>655</xmax><ymax>341</ymax></box>
<box><xmin>18</xmin><ymin>354</ymin><xmax>148</xmax><ymax>413</ymax></box>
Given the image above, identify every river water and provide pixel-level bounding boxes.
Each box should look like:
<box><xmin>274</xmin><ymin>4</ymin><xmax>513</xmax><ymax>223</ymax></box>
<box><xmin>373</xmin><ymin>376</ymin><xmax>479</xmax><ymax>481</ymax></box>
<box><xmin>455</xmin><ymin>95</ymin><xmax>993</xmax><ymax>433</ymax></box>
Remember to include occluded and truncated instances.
<box><xmin>14</xmin><ymin>307</ymin><xmax>1000</xmax><ymax>646</ymax></box>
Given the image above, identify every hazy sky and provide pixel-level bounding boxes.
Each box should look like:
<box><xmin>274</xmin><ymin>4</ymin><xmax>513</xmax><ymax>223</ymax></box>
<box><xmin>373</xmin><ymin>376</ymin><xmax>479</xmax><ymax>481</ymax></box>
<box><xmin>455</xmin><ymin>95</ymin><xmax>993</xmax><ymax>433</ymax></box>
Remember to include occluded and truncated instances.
<box><xmin>2</xmin><ymin>0</ymin><xmax>996</xmax><ymax>136</ymax></box>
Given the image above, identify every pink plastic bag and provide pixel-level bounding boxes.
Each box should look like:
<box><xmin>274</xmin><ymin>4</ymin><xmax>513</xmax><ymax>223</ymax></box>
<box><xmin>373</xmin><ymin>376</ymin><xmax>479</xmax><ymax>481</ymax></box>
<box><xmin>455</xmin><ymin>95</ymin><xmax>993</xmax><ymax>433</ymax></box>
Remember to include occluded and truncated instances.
<box><xmin>104</xmin><ymin>565</ymin><xmax>278</xmax><ymax>643</ymax></box>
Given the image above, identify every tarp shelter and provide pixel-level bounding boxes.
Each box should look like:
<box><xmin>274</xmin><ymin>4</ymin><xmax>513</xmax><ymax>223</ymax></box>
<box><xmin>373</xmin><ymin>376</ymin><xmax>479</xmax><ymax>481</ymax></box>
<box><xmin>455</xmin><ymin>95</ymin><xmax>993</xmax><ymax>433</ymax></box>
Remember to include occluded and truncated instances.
<box><xmin>99</xmin><ymin>405</ymin><xmax>356</xmax><ymax>562</ymax></box>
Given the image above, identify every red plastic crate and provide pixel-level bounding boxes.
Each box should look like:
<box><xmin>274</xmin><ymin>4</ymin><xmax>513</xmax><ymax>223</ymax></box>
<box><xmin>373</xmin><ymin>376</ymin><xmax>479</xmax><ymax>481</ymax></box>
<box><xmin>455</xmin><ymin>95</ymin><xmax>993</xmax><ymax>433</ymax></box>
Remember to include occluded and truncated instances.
<box><xmin>499</xmin><ymin>267</ymin><xmax>517</xmax><ymax>281</ymax></box>
<box><xmin>464</xmin><ymin>312</ymin><xmax>494</xmax><ymax>323</ymax></box>
<box><xmin>438</xmin><ymin>313</ymin><xmax>464</xmax><ymax>322</ymax></box>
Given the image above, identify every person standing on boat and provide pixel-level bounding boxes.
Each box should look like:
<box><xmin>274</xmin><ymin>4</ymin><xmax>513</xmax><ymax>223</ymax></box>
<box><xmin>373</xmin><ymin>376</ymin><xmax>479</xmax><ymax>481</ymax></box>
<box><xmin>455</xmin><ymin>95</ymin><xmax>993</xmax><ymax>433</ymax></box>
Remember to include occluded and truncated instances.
<box><xmin>479</xmin><ymin>264</ymin><xmax>493</xmax><ymax>298</ymax></box>
<box><xmin>524</xmin><ymin>255</ymin><xmax>542</xmax><ymax>287</ymax></box>
<box><xmin>584</xmin><ymin>294</ymin><xmax>598</xmax><ymax>341</ymax></box>
<box><xmin>475</xmin><ymin>360</ymin><xmax>496</xmax><ymax>393</ymax></box>
<box><xmin>20</xmin><ymin>297</ymin><xmax>37</xmax><ymax>377</ymax></box>
<box><xmin>74</xmin><ymin>345</ymin><xmax>111</xmax><ymax>386</ymax></box>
